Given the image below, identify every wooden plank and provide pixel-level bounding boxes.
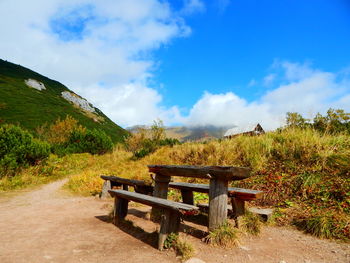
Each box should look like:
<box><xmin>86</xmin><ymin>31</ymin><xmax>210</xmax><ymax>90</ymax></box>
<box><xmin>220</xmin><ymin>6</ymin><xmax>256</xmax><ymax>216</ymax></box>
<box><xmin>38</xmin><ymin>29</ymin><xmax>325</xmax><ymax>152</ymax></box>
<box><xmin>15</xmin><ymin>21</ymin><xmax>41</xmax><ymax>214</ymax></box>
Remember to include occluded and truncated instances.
<box><xmin>158</xmin><ymin>209</ymin><xmax>181</xmax><ymax>250</ymax></box>
<box><xmin>115</xmin><ymin>196</ymin><xmax>129</xmax><ymax>222</ymax></box>
<box><xmin>108</xmin><ymin>190</ymin><xmax>199</xmax><ymax>212</ymax></box>
<box><xmin>181</xmin><ymin>189</ymin><xmax>194</xmax><ymax>205</ymax></box>
<box><xmin>169</xmin><ymin>182</ymin><xmax>263</xmax><ymax>200</ymax></box>
<box><xmin>152</xmin><ymin>174</ymin><xmax>171</xmax><ymax>221</ymax></box>
<box><xmin>152</xmin><ymin>174</ymin><xmax>170</xmax><ymax>199</ymax></box>
<box><xmin>100</xmin><ymin>180</ymin><xmax>112</xmax><ymax>199</ymax></box>
<box><xmin>101</xmin><ymin>175</ymin><xmax>150</xmax><ymax>187</ymax></box>
<box><xmin>134</xmin><ymin>185</ymin><xmax>154</xmax><ymax>195</ymax></box>
<box><xmin>148</xmin><ymin>165</ymin><xmax>251</xmax><ymax>180</ymax></box>
<box><xmin>158</xmin><ymin>209</ymin><xmax>171</xmax><ymax>250</ymax></box>
<box><xmin>231</xmin><ymin>197</ymin><xmax>245</xmax><ymax>217</ymax></box>
<box><xmin>208</xmin><ymin>178</ymin><xmax>228</xmax><ymax>231</ymax></box>
<box><xmin>114</xmin><ymin>184</ymin><xmax>129</xmax><ymax>222</ymax></box>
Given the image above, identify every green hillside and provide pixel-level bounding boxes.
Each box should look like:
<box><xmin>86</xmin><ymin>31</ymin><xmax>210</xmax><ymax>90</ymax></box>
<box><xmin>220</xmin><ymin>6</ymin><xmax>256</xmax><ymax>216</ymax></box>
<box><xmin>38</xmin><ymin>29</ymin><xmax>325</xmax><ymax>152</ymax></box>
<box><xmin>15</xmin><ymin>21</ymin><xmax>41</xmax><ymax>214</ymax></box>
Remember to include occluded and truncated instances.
<box><xmin>0</xmin><ymin>59</ymin><xmax>128</xmax><ymax>142</ymax></box>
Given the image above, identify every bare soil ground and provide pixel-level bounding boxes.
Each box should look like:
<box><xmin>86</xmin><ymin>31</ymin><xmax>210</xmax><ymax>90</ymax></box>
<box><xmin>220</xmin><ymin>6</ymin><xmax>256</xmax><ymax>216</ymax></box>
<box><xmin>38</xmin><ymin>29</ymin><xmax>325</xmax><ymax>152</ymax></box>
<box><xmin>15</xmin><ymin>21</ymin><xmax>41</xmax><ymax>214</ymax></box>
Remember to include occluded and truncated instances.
<box><xmin>0</xmin><ymin>180</ymin><xmax>349</xmax><ymax>263</ymax></box>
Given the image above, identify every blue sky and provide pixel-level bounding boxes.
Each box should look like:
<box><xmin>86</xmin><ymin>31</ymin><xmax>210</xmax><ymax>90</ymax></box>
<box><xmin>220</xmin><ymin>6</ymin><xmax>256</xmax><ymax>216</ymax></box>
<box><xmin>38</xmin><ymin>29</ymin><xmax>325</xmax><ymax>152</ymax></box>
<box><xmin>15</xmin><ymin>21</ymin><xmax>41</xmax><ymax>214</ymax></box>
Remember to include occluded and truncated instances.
<box><xmin>156</xmin><ymin>0</ymin><xmax>350</xmax><ymax>107</ymax></box>
<box><xmin>0</xmin><ymin>0</ymin><xmax>350</xmax><ymax>128</ymax></box>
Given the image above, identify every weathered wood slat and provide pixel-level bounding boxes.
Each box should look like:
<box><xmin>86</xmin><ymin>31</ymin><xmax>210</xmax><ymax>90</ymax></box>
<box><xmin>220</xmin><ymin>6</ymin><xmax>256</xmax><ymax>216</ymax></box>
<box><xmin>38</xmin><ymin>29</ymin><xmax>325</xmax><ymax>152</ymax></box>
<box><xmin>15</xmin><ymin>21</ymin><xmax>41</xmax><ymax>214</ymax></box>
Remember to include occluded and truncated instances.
<box><xmin>101</xmin><ymin>175</ymin><xmax>150</xmax><ymax>187</ymax></box>
<box><xmin>100</xmin><ymin>180</ymin><xmax>112</xmax><ymax>199</ymax></box>
<box><xmin>101</xmin><ymin>175</ymin><xmax>153</xmax><ymax>195</ymax></box>
<box><xmin>148</xmin><ymin>165</ymin><xmax>251</xmax><ymax>180</ymax></box>
<box><xmin>108</xmin><ymin>190</ymin><xmax>199</xmax><ymax>212</ymax></box>
<box><xmin>208</xmin><ymin>178</ymin><xmax>228</xmax><ymax>231</ymax></box>
<box><xmin>158</xmin><ymin>210</ymin><xmax>180</xmax><ymax>250</ymax></box>
<box><xmin>152</xmin><ymin>174</ymin><xmax>171</xmax><ymax>221</ymax></box>
<box><xmin>169</xmin><ymin>182</ymin><xmax>263</xmax><ymax>200</ymax></box>
<box><xmin>181</xmin><ymin>189</ymin><xmax>194</xmax><ymax>205</ymax></box>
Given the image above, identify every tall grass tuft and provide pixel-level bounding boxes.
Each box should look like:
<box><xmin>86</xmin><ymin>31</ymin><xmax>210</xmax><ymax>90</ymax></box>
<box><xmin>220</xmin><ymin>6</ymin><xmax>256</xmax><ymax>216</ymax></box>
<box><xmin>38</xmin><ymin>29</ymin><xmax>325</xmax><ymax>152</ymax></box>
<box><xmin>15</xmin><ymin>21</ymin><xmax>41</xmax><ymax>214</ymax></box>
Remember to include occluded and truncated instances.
<box><xmin>294</xmin><ymin>213</ymin><xmax>350</xmax><ymax>240</ymax></box>
<box><xmin>240</xmin><ymin>210</ymin><xmax>262</xmax><ymax>236</ymax></box>
<box><xmin>175</xmin><ymin>238</ymin><xmax>195</xmax><ymax>261</ymax></box>
<box><xmin>206</xmin><ymin>221</ymin><xmax>240</xmax><ymax>248</ymax></box>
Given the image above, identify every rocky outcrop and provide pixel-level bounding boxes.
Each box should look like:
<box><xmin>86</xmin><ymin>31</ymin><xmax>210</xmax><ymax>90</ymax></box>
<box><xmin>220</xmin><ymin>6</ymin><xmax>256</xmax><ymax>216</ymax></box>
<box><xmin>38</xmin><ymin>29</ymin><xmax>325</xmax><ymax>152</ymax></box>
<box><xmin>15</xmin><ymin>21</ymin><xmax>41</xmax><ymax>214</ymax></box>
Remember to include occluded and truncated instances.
<box><xmin>25</xmin><ymin>79</ymin><xmax>46</xmax><ymax>91</ymax></box>
<box><xmin>61</xmin><ymin>91</ymin><xmax>95</xmax><ymax>113</ymax></box>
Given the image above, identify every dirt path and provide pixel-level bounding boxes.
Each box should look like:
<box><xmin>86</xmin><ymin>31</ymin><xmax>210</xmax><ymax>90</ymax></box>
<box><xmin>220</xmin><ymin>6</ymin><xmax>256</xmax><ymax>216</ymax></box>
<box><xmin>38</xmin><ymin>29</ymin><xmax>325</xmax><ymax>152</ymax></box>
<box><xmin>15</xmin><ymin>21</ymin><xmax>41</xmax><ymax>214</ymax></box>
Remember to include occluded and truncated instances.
<box><xmin>0</xmin><ymin>180</ymin><xmax>349</xmax><ymax>263</ymax></box>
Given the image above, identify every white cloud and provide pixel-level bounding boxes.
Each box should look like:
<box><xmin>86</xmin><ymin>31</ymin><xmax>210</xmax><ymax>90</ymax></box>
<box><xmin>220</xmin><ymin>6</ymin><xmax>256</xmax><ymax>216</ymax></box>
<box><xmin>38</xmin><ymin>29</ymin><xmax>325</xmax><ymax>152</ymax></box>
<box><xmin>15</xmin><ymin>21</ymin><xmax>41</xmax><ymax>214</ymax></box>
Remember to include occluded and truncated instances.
<box><xmin>263</xmin><ymin>74</ymin><xmax>276</xmax><ymax>86</ymax></box>
<box><xmin>181</xmin><ymin>0</ymin><xmax>206</xmax><ymax>15</ymax></box>
<box><xmin>0</xmin><ymin>0</ymin><xmax>190</xmax><ymax>127</ymax></box>
<box><xmin>184</xmin><ymin>92</ymin><xmax>281</xmax><ymax>130</ymax></box>
<box><xmin>248</xmin><ymin>79</ymin><xmax>257</xmax><ymax>87</ymax></box>
<box><xmin>74</xmin><ymin>83</ymin><xmax>183</xmax><ymax>127</ymax></box>
<box><xmin>184</xmin><ymin>62</ymin><xmax>350</xmax><ymax>130</ymax></box>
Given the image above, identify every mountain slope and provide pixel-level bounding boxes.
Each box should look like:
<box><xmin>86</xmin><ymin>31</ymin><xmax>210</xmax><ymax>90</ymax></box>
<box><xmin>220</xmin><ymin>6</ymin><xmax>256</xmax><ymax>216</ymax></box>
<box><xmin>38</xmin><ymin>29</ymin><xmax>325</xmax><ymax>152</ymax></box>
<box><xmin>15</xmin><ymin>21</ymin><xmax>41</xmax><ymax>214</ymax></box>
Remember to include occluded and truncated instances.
<box><xmin>127</xmin><ymin>125</ymin><xmax>231</xmax><ymax>142</ymax></box>
<box><xmin>0</xmin><ymin>59</ymin><xmax>128</xmax><ymax>142</ymax></box>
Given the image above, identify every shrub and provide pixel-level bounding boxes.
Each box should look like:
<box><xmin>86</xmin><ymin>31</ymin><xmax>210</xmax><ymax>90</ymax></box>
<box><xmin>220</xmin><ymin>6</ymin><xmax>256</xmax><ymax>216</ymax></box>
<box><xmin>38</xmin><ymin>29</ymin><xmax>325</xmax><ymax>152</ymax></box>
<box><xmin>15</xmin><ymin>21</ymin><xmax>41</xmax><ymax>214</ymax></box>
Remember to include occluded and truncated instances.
<box><xmin>37</xmin><ymin>115</ymin><xmax>85</xmax><ymax>144</ymax></box>
<box><xmin>64</xmin><ymin>129</ymin><xmax>114</xmax><ymax>155</ymax></box>
<box><xmin>0</xmin><ymin>125</ymin><xmax>50</xmax><ymax>176</ymax></box>
<box><xmin>126</xmin><ymin>119</ymin><xmax>181</xmax><ymax>159</ymax></box>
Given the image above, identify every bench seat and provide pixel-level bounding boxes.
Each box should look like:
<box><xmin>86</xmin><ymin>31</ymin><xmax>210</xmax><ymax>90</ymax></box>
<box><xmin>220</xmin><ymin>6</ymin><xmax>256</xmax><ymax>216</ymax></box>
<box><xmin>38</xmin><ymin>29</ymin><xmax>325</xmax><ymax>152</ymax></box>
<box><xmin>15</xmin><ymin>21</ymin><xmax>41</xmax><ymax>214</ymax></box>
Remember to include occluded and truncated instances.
<box><xmin>108</xmin><ymin>189</ymin><xmax>199</xmax><ymax>250</ymax></box>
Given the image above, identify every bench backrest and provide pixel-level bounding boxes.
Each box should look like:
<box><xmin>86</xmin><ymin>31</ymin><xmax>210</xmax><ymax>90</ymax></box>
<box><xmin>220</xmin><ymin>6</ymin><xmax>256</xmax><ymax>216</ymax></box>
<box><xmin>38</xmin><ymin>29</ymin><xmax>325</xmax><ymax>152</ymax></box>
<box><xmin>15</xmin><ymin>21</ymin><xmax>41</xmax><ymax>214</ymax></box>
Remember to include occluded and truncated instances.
<box><xmin>101</xmin><ymin>175</ymin><xmax>149</xmax><ymax>186</ymax></box>
<box><xmin>169</xmin><ymin>182</ymin><xmax>263</xmax><ymax>200</ymax></box>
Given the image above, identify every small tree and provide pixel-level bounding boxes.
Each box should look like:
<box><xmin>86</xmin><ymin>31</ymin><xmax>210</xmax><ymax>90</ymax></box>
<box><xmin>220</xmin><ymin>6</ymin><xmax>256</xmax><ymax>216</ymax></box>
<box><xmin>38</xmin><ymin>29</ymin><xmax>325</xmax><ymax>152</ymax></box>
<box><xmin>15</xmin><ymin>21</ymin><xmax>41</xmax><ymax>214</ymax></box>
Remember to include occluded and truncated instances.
<box><xmin>37</xmin><ymin>115</ymin><xmax>85</xmax><ymax>144</ymax></box>
<box><xmin>313</xmin><ymin>108</ymin><xmax>350</xmax><ymax>134</ymax></box>
<box><xmin>124</xmin><ymin>127</ymin><xmax>147</xmax><ymax>154</ymax></box>
<box><xmin>125</xmin><ymin>119</ymin><xmax>180</xmax><ymax>159</ymax></box>
<box><xmin>286</xmin><ymin>112</ymin><xmax>309</xmax><ymax>128</ymax></box>
<box><xmin>150</xmin><ymin>119</ymin><xmax>165</xmax><ymax>142</ymax></box>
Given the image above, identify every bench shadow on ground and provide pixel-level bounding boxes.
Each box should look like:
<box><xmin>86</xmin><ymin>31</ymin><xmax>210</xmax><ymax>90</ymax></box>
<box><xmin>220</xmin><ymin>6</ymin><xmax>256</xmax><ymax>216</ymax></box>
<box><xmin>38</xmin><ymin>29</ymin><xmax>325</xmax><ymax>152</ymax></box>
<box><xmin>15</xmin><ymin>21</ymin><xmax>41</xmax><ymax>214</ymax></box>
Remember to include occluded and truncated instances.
<box><xmin>95</xmin><ymin>212</ymin><xmax>159</xmax><ymax>249</ymax></box>
<box><xmin>95</xmin><ymin>208</ymin><xmax>209</xmax><ymax>248</ymax></box>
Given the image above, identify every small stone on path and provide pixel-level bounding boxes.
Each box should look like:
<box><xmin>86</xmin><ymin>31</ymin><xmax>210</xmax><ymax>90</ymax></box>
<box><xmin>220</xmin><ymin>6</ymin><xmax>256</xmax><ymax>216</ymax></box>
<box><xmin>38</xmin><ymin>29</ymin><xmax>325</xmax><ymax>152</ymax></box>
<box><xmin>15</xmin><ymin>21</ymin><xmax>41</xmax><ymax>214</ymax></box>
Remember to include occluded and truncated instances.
<box><xmin>184</xmin><ymin>257</ymin><xmax>206</xmax><ymax>263</ymax></box>
<box><xmin>238</xmin><ymin>245</ymin><xmax>251</xmax><ymax>251</ymax></box>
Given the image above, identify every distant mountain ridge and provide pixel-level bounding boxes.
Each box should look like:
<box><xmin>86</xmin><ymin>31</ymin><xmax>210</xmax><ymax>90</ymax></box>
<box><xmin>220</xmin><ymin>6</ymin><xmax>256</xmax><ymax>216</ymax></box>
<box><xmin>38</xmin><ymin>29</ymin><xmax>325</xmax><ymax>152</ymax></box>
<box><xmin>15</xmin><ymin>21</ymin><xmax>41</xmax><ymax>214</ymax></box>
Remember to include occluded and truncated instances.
<box><xmin>127</xmin><ymin>124</ymin><xmax>233</xmax><ymax>142</ymax></box>
<box><xmin>0</xmin><ymin>59</ymin><xmax>128</xmax><ymax>142</ymax></box>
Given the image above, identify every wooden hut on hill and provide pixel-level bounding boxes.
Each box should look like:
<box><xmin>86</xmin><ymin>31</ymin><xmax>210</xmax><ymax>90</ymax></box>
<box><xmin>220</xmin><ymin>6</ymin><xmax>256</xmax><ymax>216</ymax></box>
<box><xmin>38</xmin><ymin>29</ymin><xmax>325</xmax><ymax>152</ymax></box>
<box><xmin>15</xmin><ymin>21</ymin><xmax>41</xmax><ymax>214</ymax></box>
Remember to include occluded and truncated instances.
<box><xmin>224</xmin><ymin>123</ymin><xmax>265</xmax><ymax>139</ymax></box>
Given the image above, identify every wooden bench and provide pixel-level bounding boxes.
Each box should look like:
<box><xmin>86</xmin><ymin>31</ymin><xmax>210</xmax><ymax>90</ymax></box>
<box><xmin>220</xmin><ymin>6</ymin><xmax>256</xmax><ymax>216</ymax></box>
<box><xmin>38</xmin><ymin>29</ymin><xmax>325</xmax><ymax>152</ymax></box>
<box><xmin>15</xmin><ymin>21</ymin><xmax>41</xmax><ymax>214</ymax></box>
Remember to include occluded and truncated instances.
<box><xmin>108</xmin><ymin>189</ymin><xmax>199</xmax><ymax>250</ymax></box>
<box><xmin>100</xmin><ymin>175</ymin><xmax>153</xmax><ymax>198</ymax></box>
<box><xmin>148</xmin><ymin>165</ymin><xmax>251</xmax><ymax>231</ymax></box>
<box><xmin>168</xmin><ymin>182</ymin><xmax>263</xmax><ymax>218</ymax></box>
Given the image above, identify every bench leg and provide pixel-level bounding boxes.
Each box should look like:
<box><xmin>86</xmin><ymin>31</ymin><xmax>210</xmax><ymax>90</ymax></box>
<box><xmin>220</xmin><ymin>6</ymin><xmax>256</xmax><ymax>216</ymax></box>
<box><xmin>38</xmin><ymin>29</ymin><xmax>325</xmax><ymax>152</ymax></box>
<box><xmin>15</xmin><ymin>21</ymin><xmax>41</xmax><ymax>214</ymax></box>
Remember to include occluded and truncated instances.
<box><xmin>113</xmin><ymin>197</ymin><xmax>129</xmax><ymax>225</ymax></box>
<box><xmin>158</xmin><ymin>210</ymin><xmax>180</xmax><ymax>250</ymax></box>
<box><xmin>231</xmin><ymin>197</ymin><xmax>245</xmax><ymax>227</ymax></box>
<box><xmin>152</xmin><ymin>174</ymin><xmax>171</xmax><ymax>222</ymax></box>
<box><xmin>181</xmin><ymin>189</ymin><xmax>194</xmax><ymax>205</ymax></box>
<box><xmin>208</xmin><ymin>178</ymin><xmax>228</xmax><ymax>231</ymax></box>
<box><xmin>100</xmin><ymin>180</ymin><xmax>111</xmax><ymax>199</ymax></box>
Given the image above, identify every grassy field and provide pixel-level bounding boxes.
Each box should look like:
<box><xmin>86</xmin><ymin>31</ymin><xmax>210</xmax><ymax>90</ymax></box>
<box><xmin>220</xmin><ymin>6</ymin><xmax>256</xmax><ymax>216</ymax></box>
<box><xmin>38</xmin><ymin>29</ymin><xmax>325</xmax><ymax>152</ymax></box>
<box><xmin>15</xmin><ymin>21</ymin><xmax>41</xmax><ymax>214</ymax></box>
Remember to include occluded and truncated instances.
<box><xmin>1</xmin><ymin>128</ymin><xmax>349</xmax><ymax>240</ymax></box>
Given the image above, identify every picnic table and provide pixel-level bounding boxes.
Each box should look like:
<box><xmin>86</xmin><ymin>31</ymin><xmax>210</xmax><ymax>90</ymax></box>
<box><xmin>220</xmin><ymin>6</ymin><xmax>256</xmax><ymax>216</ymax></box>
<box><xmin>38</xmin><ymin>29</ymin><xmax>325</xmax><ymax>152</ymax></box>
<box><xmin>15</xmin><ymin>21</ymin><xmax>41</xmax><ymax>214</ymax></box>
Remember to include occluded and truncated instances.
<box><xmin>148</xmin><ymin>165</ymin><xmax>251</xmax><ymax>231</ymax></box>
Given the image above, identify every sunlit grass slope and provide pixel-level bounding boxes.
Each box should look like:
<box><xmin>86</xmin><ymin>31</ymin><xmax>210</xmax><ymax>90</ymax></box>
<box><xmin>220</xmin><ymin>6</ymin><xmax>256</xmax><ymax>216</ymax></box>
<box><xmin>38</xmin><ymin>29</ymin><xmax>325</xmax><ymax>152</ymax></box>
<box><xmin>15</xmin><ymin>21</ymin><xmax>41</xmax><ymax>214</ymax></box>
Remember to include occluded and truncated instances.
<box><xmin>65</xmin><ymin>128</ymin><xmax>350</xmax><ymax>240</ymax></box>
